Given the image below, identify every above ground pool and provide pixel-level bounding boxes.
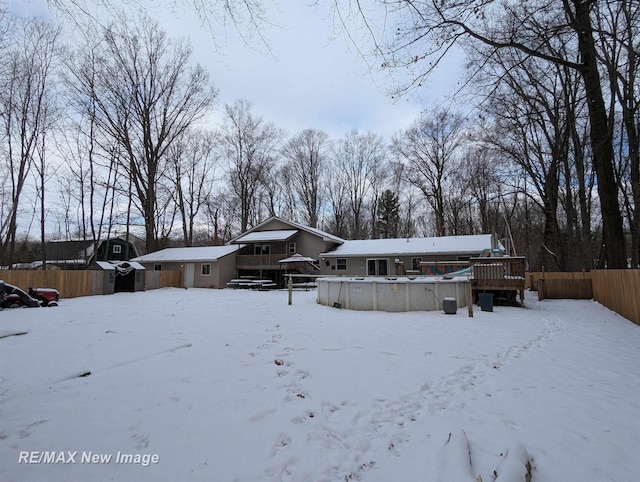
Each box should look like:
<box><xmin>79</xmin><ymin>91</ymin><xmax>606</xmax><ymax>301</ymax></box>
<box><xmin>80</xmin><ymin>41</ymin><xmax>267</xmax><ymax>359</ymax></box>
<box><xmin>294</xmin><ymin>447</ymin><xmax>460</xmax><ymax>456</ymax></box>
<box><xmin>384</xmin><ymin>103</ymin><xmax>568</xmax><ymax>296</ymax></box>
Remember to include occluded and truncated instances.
<box><xmin>316</xmin><ymin>276</ymin><xmax>469</xmax><ymax>312</ymax></box>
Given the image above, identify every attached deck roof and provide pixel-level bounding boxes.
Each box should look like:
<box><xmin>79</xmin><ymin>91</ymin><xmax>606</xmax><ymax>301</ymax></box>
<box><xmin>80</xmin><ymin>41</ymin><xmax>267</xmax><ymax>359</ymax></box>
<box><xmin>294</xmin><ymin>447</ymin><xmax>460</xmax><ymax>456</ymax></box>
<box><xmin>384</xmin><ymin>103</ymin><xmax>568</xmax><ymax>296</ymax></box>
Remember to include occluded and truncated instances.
<box><xmin>233</xmin><ymin>230</ymin><xmax>298</xmax><ymax>243</ymax></box>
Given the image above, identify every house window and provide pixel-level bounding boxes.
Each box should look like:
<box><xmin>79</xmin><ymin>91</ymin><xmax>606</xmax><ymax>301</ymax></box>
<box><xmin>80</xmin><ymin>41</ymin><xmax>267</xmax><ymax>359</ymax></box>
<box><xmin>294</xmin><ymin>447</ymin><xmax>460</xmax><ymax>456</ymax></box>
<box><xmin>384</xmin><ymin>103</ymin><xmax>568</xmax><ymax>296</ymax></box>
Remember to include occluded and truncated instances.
<box><xmin>367</xmin><ymin>258</ymin><xmax>389</xmax><ymax>276</ymax></box>
<box><xmin>288</xmin><ymin>242</ymin><xmax>296</xmax><ymax>254</ymax></box>
<box><xmin>113</xmin><ymin>245</ymin><xmax>122</xmax><ymax>254</ymax></box>
<box><xmin>201</xmin><ymin>263</ymin><xmax>211</xmax><ymax>276</ymax></box>
<box><xmin>412</xmin><ymin>257</ymin><xmax>422</xmax><ymax>271</ymax></box>
<box><xmin>254</xmin><ymin>243</ymin><xmax>271</xmax><ymax>255</ymax></box>
<box><xmin>336</xmin><ymin>258</ymin><xmax>347</xmax><ymax>270</ymax></box>
<box><xmin>154</xmin><ymin>264</ymin><xmax>162</xmax><ymax>271</ymax></box>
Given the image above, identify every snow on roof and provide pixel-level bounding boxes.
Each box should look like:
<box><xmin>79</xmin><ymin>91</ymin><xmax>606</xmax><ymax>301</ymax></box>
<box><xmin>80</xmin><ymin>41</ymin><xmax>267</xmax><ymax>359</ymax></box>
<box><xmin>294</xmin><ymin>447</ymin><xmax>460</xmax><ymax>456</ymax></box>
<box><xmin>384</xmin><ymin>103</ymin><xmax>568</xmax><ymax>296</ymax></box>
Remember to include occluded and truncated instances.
<box><xmin>112</xmin><ymin>261</ymin><xmax>145</xmax><ymax>270</ymax></box>
<box><xmin>234</xmin><ymin>230</ymin><xmax>298</xmax><ymax>243</ymax></box>
<box><xmin>93</xmin><ymin>261</ymin><xmax>116</xmax><ymax>271</ymax></box>
<box><xmin>320</xmin><ymin>234</ymin><xmax>494</xmax><ymax>257</ymax></box>
<box><xmin>228</xmin><ymin>217</ymin><xmax>345</xmax><ymax>245</ymax></box>
<box><xmin>132</xmin><ymin>245</ymin><xmax>242</xmax><ymax>263</ymax></box>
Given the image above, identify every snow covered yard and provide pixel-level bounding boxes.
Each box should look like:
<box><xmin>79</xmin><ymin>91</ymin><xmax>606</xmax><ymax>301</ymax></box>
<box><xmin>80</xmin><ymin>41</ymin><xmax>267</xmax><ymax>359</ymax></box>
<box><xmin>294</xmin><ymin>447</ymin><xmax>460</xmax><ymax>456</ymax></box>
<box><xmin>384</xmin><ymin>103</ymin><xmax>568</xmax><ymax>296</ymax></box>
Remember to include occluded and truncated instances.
<box><xmin>1</xmin><ymin>288</ymin><xmax>639</xmax><ymax>482</ymax></box>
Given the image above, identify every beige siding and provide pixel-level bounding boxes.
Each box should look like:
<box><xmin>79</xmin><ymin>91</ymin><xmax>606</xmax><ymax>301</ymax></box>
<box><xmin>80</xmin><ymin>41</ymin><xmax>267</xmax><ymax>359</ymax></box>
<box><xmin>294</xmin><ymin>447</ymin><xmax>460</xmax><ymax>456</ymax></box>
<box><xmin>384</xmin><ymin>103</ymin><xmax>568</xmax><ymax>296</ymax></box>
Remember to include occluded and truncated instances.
<box><xmin>138</xmin><ymin>254</ymin><xmax>238</xmax><ymax>289</ymax></box>
<box><xmin>319</xmin><ymin>253</ymin><xmax>476</xmax><ymax>277</ymax></box>
<box><xmin>290</xmin><ymin>232</ymin><xmax>325</xmax><ymax>259</ymax></box>
<box><xmin>256</xmin><ymin>218</ymin><xmax>294</xmax><ymax>231</ymax></box>
<box><xmin>217</xmin><ymin>255</ymin><xmax>238</xmax><ymax>287</ymax></box>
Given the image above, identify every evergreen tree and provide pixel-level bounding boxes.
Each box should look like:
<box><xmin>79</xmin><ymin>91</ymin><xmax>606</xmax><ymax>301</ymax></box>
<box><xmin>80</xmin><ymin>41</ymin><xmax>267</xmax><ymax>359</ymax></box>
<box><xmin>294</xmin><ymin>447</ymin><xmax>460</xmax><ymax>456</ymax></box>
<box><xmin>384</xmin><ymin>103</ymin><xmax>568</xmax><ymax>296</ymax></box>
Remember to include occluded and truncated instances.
<box><xmin>376</xmin><ymin>190</ymin><xmax>400</xmax><ymax>239</ymax></box>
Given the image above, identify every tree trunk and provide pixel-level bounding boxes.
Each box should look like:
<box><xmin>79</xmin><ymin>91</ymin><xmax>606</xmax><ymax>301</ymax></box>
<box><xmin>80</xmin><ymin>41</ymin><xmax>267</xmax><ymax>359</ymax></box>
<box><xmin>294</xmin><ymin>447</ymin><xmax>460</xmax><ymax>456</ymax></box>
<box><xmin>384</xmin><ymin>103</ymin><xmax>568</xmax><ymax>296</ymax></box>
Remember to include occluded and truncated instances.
<box><xmin>572</xmin><ymin>0</ymin><xmax>626</xmax><ymax>268</ymax></box>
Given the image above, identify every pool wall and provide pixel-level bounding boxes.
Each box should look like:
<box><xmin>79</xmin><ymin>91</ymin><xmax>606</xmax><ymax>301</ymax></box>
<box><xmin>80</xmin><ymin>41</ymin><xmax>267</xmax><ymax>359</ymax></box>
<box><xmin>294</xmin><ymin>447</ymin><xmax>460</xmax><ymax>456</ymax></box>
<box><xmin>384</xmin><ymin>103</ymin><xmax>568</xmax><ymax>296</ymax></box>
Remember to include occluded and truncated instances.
<box><xmin>316</xmin><ymin>277</ymin><xmax>469</xmax><ymax>312</ymax></box>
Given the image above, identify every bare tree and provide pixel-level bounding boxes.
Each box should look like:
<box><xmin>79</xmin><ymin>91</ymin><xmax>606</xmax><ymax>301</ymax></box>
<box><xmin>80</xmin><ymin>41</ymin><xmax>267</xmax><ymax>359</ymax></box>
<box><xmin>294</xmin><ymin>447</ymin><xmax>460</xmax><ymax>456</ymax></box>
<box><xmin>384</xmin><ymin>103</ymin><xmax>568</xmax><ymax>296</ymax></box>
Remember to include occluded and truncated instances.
<box><xmin>332</xmin><ymin>0</ymin><xmax>628</xmax><ymax>268</ymax></box>
<box><xmin>460</xmin><ymin>145</ymin><xmax>503</xmax><ymax>236</ymax></box>
<box><xmin>388</xmin><ymin>161</ymin><xmax>421</xmax><ymax>238</ymax></box>
<box><xmin>0</xmin><ymin>15</ymin><xmax>59</xmax><ymax>267</ymax></box>
<box><xmin>168</xmin><ymin>128</ymin><xmax>218</xmax><ymax>246</ymax></box>
<box><xmin>220</xmin><ymin>99</ymin><xmax>283</xmax><ymax>232</ymax></box>
<box><xmin>259</xmin><ymin>159</ymin><xmax>289</xmax><ymax>220</ymax></box>
<box><xmin>595</xmin><ymin>0</ymin><xmax>640</xmax><ymax>266</ymax></box>
<box><xmin>48</xmin><ymin>0</ymin><xmax>274</xmax><ymax>52</ymax></box>
<box><xmin>469</xmin><ymin>32</ymin><xmax>597</xmax><ymax>271</ymax></box>
<box><xmin>281</xmin><ymin>128</ymin><xmax>329</xmax><ymax>228</ymax></box>
<box><xmin>66</xmin><ymin>14</ymin><xmax>217</xmax><ymax>252</ymax></box>
<box><xmin>34</xmin><ymin>122</ymin><xmax>60</xmax><ymax>268</ymax></box>
<box><xmin>324</xmin><ymin>165</ymin><xmax>350</xmax><ymax>238</ymax></box>
<box><xmin>331</xmin><ymin>129</ymin><xmax>387</xmax><ymax>239</ymax></box>
<box><xmin>392</xmin><ymin>110</ymin><xmax>465</xmax><ymax>237</ymax></box>
<box><xmin>206</xmin><ymin>188</ymin><xmax>238</xmax><ymax>245</ymax></box>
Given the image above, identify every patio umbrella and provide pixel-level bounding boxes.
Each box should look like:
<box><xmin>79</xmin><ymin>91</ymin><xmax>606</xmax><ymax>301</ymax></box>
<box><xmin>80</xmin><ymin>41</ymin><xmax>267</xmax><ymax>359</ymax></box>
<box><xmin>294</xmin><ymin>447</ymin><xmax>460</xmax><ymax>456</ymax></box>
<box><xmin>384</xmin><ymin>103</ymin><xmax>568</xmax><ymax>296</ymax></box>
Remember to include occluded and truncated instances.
<box><xmin>278</xmin><ymin>253</ymin><xmax>318</xmax><ymax>264</ymax></box>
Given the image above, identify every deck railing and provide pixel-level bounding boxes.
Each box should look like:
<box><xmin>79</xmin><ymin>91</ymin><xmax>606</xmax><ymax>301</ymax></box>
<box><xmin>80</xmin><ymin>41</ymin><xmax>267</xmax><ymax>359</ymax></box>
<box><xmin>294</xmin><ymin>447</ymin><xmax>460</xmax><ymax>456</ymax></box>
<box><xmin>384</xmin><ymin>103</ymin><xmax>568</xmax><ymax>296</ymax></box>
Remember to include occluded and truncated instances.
<box><xmin>470</xmin><ymin>256</ymin><xmax>526</xmax><ymax>281</ymax></box>
<box><xmin>236</xmin><ymin>254</ymin><xmax>289</xmax><ymax>269</ymax></box>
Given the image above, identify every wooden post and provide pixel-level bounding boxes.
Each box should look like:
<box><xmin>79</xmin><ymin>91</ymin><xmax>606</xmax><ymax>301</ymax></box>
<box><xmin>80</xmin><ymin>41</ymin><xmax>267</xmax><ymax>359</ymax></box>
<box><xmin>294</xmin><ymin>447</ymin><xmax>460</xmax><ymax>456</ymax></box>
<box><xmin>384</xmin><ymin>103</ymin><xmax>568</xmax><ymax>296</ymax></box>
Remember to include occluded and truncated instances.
<box><xmin>467</xmin><ymin>281</ymin><xmax>474</xmax><ymax>318</ymax></box>
<box><xmin>537</xmin><ymin>279</ymin><xmax>545</xmax><ymax>301</ymax></box>
<box><xmin>287</xmin><ymin>274</ymin><xmax>293</xmax><ymax>305</ymax></box>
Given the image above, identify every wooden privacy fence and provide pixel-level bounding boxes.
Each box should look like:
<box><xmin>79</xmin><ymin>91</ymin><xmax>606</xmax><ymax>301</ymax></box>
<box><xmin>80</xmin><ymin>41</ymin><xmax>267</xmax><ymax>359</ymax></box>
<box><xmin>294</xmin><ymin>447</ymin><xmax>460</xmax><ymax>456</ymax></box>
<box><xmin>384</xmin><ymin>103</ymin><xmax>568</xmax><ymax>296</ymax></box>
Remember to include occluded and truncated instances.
<box><xmin>528</xmin><ymin>270</ymin><xmax>640</xmax><ymax>326</ymax></box>
<box><xmin>592</xmin><ymin>270</ymin><xmax>640</xmax><ymax>326</ymax></box>
<box><xmin>144</xmin><ymin>270</ymin><xmax>182</xmax><ymax>290</ymax></box>
<box><xmin>527</xmin><ymin>271</ymin><xmax>592</xmax><ymax>290</ymax></box>
<box><xmin>536</xmin><ymin>278</ymin><xmax>593</xmax><ymax>300</ymax></box>
<box><xmin>529</xmin><ymin>272</ymin><xmax>593</xmax><ymax>300</ymax></box>
<box><xmin>0</xmin><ymin>270</ymin><xmax>104</xmax><ymax>299</ymax></box>
<box><xmin>0</xmin><ymin>269</ymin><xmax>183</xmax><ymax>299</ymax></box>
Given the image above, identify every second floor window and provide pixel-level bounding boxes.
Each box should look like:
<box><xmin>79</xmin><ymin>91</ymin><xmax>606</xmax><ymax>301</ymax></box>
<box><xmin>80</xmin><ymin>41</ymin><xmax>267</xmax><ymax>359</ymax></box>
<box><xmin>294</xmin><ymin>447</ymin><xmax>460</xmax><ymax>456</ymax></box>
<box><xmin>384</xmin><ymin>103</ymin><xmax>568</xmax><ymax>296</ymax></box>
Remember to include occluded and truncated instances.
<box><xmin>113</xmin><ymin>245</ymin><xmax>122</xmax><ymax>254</ymax></box>
<box><xmin>288</xmin><ymin>242</ymin><xmax>296</xmax><ymax>254</ymax></box>
<box><xmin>254</xmin><ymin>244</ymin><xmax>271</xmax><ymax>255</ymax></box>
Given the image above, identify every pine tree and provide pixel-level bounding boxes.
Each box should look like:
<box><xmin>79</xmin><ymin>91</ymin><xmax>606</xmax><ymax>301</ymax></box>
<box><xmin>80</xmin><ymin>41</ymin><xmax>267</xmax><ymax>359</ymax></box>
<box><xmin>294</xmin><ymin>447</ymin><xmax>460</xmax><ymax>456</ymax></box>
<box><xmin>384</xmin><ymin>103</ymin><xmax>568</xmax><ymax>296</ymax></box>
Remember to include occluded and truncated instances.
<box><xmin>376</xmin><ymin>190</ymin><xmax>400</xmax><ymax>239</ymax></box>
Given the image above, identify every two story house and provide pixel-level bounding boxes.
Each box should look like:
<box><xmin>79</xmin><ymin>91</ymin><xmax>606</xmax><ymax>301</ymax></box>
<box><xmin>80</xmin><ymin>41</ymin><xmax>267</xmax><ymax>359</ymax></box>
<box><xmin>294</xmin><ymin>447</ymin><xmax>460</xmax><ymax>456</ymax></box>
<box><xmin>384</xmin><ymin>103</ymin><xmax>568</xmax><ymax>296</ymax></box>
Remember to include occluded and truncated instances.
<box><xmin>132</xmin><ymin>217</ymin><xmax>345</xmax><ymax>288</ymax></box>
<box><xmin>132</xmin><ymin>217</ymin><xmax>499</xmax><ymax>289</ymax></box>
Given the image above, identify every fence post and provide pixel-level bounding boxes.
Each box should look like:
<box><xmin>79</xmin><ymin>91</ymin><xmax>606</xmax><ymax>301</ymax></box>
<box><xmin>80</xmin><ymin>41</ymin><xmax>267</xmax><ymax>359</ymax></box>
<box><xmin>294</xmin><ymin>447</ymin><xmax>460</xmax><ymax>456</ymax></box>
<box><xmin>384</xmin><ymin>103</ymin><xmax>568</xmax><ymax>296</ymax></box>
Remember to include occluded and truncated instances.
<box><xmin>288</xmin><ymin>274</ymin><xmax>293</xmax><ymax>305</ymax></box>
<box><xmin>537</xmin><ymin>279</ymin><xmax>545</xmax><ymax>301</ymax></box>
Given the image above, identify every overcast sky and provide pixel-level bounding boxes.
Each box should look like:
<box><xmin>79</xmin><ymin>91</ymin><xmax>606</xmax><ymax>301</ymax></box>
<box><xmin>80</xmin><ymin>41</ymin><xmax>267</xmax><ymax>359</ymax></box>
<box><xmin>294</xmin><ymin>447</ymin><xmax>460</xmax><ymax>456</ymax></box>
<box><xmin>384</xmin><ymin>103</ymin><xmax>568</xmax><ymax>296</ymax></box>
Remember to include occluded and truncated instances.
<box><xmin>9</xmin><ymin>0</ymin><xmax>464</xmax><ymax>140</ymax></box>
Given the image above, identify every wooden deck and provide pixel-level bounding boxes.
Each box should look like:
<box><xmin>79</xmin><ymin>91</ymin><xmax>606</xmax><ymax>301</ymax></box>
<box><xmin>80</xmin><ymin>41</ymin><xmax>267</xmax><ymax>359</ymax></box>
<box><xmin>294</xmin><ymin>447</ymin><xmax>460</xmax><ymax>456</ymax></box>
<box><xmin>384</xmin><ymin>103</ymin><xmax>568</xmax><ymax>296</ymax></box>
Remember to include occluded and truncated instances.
<box><xmin>470</xmin><ymin>256</ymin><xmax>526</xmax><ymax>307</ymax></box>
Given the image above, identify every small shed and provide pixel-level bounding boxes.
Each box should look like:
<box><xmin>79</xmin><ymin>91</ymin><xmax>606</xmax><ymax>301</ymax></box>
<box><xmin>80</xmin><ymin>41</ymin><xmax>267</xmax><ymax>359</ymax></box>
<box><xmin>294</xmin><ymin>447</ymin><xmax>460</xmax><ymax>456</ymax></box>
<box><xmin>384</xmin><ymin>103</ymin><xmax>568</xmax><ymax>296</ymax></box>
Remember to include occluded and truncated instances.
<box><xmin>88</xmin><ymin>261</ymin><xmax>116</xmax><ymax>295</ymax></box>
<box><xmin>113</xmin><ymin>261</ymin><xmax>145</xmax><ymax>292</ymax></box>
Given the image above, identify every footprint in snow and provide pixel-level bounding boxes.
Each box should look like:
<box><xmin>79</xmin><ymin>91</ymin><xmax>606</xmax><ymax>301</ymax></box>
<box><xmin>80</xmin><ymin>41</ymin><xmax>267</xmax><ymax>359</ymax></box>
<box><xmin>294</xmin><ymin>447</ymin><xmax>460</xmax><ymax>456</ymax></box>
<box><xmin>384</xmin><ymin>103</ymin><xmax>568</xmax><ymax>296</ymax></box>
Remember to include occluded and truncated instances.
<box><xmin>290</xmin><ymin>411</ymin><xmax>315</xmax><ymax>424</ymax></box>
<box><xmin>131</xmin><ymin>434</ymin><xmax>149</xmax><ymax>449</ymax></box>
<box><xmin>269</xmin><ymin>432</ymin><xmax>291</xmax><ymax>456</ymax></box>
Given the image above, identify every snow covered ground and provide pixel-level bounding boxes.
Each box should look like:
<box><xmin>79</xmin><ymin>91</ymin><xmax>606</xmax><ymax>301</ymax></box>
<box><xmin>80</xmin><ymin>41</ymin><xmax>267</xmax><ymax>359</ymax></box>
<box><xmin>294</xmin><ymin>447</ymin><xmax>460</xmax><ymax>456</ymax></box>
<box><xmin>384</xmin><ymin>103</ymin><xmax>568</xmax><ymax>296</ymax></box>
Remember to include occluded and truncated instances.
<box><xmin>1</xmin><ymin>288</ymin><xmax>639</xmax><ymax>481</ymax></box>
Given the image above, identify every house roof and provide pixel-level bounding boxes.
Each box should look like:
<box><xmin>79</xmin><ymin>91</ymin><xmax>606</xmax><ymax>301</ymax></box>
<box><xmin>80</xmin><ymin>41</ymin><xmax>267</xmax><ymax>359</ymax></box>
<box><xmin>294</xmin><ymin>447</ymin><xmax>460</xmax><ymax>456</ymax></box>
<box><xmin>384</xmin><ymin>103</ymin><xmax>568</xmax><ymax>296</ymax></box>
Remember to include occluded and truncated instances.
<box><xmin>227</xmin><ymin>216</ymin><xmax>345</xmax><ymax>245</ymax></box>
<box><xmin>92</xmin><ymin>261</ymin><xmax>116</xmax><ymax>271</ymax></box>
<box><xmin>234</xmin><ymin>230</ymin><xmax>298</xmax><ymax>243</ymax></box>
<box><xmin>45</xmin><ymin>240</ymin><xmax>95</xmax><ymax>261</ymax></box>
<box><xmin>45</xmin><ymin>238</ymin><xmax>138</xmax><ymax>263</ymax></box>
<box><xmin>319</xmin><ymin>234</ymin><xmax>495</xmax><ymax>257</ymax></box>
<box><xmin>131</xmin><ymin>245</ymin><xmax>242</xmax><ymax>263</ymax></box>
